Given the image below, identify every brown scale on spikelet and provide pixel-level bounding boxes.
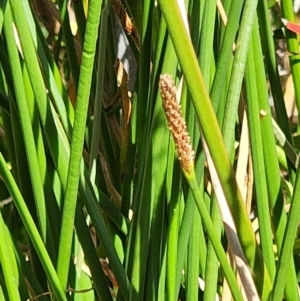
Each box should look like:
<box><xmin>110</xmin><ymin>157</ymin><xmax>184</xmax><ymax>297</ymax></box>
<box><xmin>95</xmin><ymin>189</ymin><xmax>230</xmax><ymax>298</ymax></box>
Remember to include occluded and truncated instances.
<box><xmin>159</xmin><ymin>74</ymin><xmax>195</xmax><ymax>173</ymax></box>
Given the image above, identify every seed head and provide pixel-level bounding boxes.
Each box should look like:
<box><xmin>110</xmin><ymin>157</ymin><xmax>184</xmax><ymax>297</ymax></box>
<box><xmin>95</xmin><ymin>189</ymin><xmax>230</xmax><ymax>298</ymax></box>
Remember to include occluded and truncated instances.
<box><xmin>159</xmin><ymin>74</ymin><xmax>194</xmax><ymax>173</ymax></box>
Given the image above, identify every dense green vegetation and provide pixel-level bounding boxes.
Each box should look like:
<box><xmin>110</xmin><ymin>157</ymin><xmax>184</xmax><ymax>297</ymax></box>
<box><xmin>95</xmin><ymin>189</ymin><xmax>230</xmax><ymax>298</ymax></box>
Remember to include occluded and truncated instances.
<box><xmin>0</xmin><ymin>0</ymin><xmax>300</xmax><ymax>300</ymax></box>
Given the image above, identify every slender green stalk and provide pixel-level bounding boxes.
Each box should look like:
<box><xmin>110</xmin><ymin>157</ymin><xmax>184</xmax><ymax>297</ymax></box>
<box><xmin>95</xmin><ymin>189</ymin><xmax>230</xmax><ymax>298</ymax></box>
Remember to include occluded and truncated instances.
<box><xmin>56</xmin><ymin>0</ymin><xmax>102</xmax><ymax>289</ymax></box>
<box><xmin>222</xmin><ymin>0</ymin><xmax>258</xmax><ymax>155</ymax></box>
<box><xmin>183</xmin><ymin>86</ymin><xmax>208</xmax><ymax>283</ymax></box>
<box><xmin>175</xmin><ymin>161</ymin><xmax>206</xmax><ymax>298</ymax></box>
<box><xmin>185</xmin><ymin>170</ymin><xmax>244</xmax><ymax>301</ymax></box>
<box><xmin>0</xmin><ymin>213</ymin><xmax>21</xmax><ymax>301</ymax></box>
<box><xmin>198</xmin><ymin>2</ymin><xmax>222</xmax><ymax>299</ymax></box>
<box><xmin>166</xmin><ymin>161</ymin><xmax>181</xmax><ymax>301</ymax></box>
<box><xmin>251</xmin><ymin>18</ymin><xmax>299</xmax><ymax>299</ymax></box>
<box><xmin>272</xmin><ymin>168</ymin><xmax>300</xmax><ymax>301</ymax></box>
<box><xmin>203</xmin><ymin>195</ymin><xmax>222</xmax><ymax>301</ymax></box>
<box><xmin>89</xmin><ymin>5</ymin><xmax>109</xmax><ymax>183</ymax></box>
<box><xmin>79</xmin><ymin>175</ymin><xmax>130</xmax><ymax>300</ymax></box>
<box><xmin>245</xmin><ymin>26</ymin><xmax>275</xmax><ymax>280</ymax></box>
<box><xmin>210</xmin><ymin>0</ymin><xmax>245</xmax><ymax>110</ymax></box>
<box><xmin>4</xmin><ymin>3</ymin><xmax>47</xmax><ymax>243</ymax></box>
<box><xmin>188</xmin><ymin>0</ymin><xmax>202</xmax><ymax>51</ymax></box>
<box><xmin>257</xmin><ymin>0</ymin><xmax>293</xmax><ymax>146</ymax></box>
<box><xmin>0</xmin><ymin>153</ymin><xmax>67</xmax><ymax>301</ymax></box>
<box><xmin>198</xmin><ymin>0</ymin><xmax>216</xmax><ymax>84</ymax></box>
<box><xmin>185</xmin><ymin>210</ymin><xmax>200</xmax><ymax>301</ymax></box>
<box><xmin>135</xmin><ymin>0</ymin><xmax>153</xmax><ymax>159</ymax></box>
<box><xmin>144</xmin><ymin>160</ymin><xmax>168</xmax><ymax>301</ymax></box>
<box><xmin>22</xmin><ymin>65</ymin><xmax>57</xmax><ymax>263</ymax></box>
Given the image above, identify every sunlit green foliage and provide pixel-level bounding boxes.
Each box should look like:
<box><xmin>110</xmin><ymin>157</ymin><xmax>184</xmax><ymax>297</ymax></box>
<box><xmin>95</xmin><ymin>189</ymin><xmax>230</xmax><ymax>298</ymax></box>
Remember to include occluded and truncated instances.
<box><xmin>0</xmin><ymin>0</ymin><xmax>300</xmax><ymax>300</ymax></box>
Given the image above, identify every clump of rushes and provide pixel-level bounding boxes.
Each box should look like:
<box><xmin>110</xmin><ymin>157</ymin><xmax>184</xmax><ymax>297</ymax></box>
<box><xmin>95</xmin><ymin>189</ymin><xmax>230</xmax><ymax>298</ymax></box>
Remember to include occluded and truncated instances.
<box><xmin>159</xmin><ymin>74</ymin><xmax>194</xmax><ymax>173</ymax></box>
<box><xmin>159</xmin><ymin>74</ymin><xmax>248</xmax><ymax>301</ymax></box>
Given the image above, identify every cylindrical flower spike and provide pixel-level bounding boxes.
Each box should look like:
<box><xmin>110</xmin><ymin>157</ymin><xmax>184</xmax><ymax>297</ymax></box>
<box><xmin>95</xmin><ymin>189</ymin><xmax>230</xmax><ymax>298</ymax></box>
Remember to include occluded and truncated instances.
<box><xmin>159</xmin><ymin>74</ymin><xmax>194</xmax><ymax>173</ymax></box>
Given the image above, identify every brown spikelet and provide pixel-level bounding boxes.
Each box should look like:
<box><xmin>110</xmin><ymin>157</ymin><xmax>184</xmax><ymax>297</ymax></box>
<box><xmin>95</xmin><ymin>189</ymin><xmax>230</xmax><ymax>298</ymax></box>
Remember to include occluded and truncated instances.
<box><xmin>159</xmin><ymin>74</ymin><xmax>195</xmax><ymax>173</ymax></box>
